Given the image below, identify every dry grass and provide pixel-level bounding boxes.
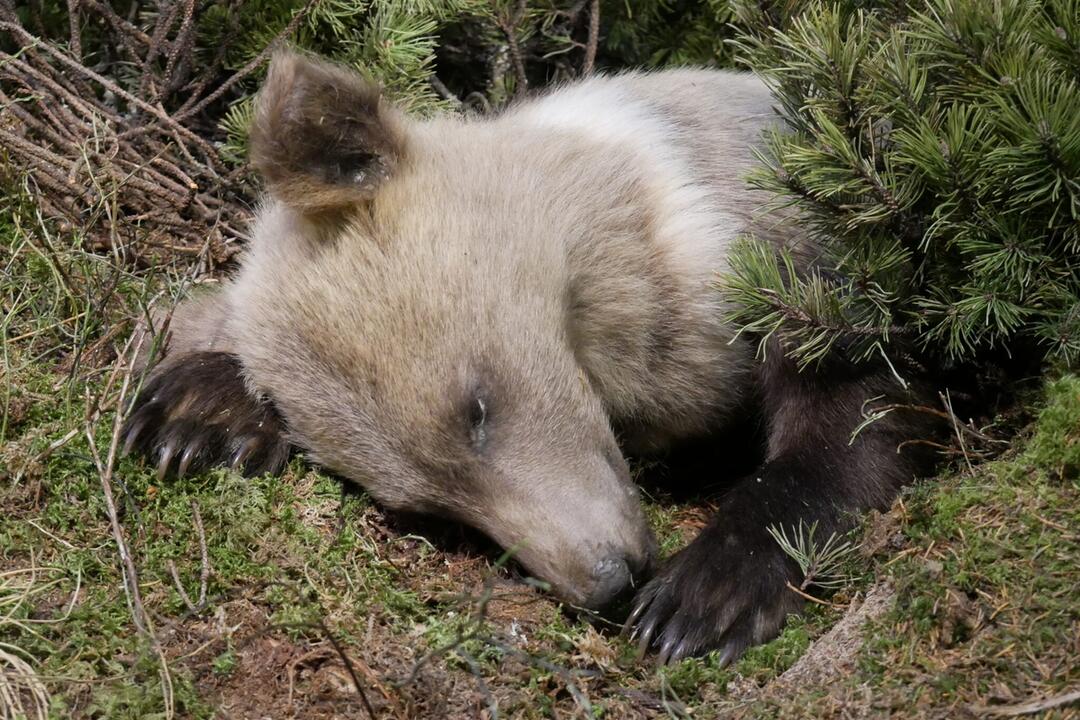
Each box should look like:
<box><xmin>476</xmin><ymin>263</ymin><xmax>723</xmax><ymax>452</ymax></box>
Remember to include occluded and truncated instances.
<box><xmin>0</xmin><ymin>563</ymin><xmax>79</xmax><ymax>720</ymax></box>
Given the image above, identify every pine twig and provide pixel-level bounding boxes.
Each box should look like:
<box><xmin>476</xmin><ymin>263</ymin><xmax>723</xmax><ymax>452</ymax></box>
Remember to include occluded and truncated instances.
<box><xmin>785</xmin><ymin>580</ymin><xmax>844</xmax><ymax>608</ymax></box>
<box><xmin>496</xmin><ymin>0</ymin><xmax>529</xmax><ymax>98</ymax></box>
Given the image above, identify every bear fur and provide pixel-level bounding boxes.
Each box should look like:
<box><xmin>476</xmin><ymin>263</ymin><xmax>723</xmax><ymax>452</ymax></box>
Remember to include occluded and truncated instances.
<box><xmin>125</xmin><ymin>51</ymin><xmax>936</xmax><ymax>664</ymax></box>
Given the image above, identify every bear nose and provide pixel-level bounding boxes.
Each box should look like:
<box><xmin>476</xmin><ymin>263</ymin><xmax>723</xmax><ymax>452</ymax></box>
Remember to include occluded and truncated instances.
<box><xmin>583</xmin><ymin>555</ymin><xmax>633</xmax><ymax>609</ymax></box>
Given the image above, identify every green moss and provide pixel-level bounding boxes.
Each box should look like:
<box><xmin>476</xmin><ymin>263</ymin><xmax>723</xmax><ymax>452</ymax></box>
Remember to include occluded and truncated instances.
<box><xmin>658</xmin><ymin>653</ymin><xmax>733</xmax><ymax>704</ymax></box>
<box><xmin>641</xmin><ymin>500</ymin><xmax>689</xmax><ymax>556</ymax></box>
<box><xmin>1024</xmin><ymin>375</ymin><xmax>1080</xmax><ymax>481</ymax></box>
<box><xmin>212</xmin><ymin>647</ymin><xmax>238</xmax><ymax>676</ymax></box>
<box><xmin>735</xmin><ymin>612</ymin><xmax>816</xmax><ymax>684</ymax></box>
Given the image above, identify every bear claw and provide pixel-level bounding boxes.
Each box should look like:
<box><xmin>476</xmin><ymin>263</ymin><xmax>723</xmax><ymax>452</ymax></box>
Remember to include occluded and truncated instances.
<box><xmin>123</xmin><ymin>351</ymin><xmax>289</xmax><ymax>479</ymax></box>
<box><xmin>625</xmin><ymin>511</ymin><xmax>803</xmax><ymax>665</ymax></box>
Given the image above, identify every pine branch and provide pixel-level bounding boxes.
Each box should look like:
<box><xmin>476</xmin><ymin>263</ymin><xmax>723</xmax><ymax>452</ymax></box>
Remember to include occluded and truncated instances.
<box><xmin>725</xmin><ymin>0</ymin><xmax>1080</xmax><ymax>369</ymax></box>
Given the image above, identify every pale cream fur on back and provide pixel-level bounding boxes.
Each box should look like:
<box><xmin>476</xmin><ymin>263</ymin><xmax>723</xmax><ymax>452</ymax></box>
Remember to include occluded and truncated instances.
<box><xmin>509</xmin><ymin>70</ymin><xmax>780</xmax><ymax>447</ymax></box>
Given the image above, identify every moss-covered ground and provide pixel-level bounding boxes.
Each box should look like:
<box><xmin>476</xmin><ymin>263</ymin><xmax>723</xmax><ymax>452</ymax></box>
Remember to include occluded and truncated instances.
<box><xmin>2</xmin><ymin>199</ymin><xmax>1077</xmax><ymax>719</ymax></box>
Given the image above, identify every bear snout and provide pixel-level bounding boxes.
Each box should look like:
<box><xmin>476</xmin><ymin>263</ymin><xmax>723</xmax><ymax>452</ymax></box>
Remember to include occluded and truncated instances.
<box><xmin>584</xmin><ymin>555</ymin><xmax>632</xmax><ymax>609</ymax></box>
<box><xmin>583</xmin><ymin>557</ymin><xmax>630</xmax><ymax>608</ymax></box>
<box><xmin>580</xmin><ymin>540</ymin><xmax>658</xmax><ymax>610</ymax></box>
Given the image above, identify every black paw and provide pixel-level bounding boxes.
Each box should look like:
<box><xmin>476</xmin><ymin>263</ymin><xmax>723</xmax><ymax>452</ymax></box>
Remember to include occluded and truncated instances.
<box><xmin>625</xmin><ymin>520</ymin><xmax>802</xmax><ymax>665</ymax></box>
<box><xmin>123</xmin><ymin>352</ymin><xmax>289</xmax><ymax>479</ymax></box>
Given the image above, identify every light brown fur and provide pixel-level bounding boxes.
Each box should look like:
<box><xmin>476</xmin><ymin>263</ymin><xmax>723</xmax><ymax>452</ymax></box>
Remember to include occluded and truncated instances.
<box><xmin>154</xmin><ymin>53</ymin><xmax>789</xmax><ymax>606</ymax></box>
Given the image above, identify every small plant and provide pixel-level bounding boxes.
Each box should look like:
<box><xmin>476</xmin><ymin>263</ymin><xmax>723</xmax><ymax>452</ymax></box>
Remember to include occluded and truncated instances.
<box><xmin>211</xmin><ymin>648</ymin><xmax>238</xmax><ymax>677</ymax></box>
<box><xmin>767</xmin><ymin>520</ymin><xmax>859</xmax><ymax>592</ymax></box>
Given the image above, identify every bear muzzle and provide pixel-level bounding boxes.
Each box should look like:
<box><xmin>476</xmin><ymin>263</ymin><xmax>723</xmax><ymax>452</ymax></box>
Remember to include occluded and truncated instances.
<box><xmin>581</xmin><ymin>548</ymin><xmax>656</xmax><ymax>609</ymax></box>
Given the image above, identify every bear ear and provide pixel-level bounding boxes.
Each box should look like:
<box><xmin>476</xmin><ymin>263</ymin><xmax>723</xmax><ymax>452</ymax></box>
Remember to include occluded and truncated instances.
<box><xmin>249</xmin><ymin>49</ymin><xmax>407</xmax><ymax>214</ymax></box>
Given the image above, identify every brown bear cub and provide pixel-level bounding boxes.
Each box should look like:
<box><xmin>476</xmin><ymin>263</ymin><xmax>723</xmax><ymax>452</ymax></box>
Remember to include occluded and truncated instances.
<box><xmin>125</xmin><ymin>51</ymin><xmax>936</xmax><ymax>664</ymax></box>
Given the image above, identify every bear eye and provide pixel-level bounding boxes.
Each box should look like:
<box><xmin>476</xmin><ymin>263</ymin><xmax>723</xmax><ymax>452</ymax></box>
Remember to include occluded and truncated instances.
<box><xmin>467</xmin><ymin>397</ymin><xmax>488</xmax><ymax>449</ymax></box>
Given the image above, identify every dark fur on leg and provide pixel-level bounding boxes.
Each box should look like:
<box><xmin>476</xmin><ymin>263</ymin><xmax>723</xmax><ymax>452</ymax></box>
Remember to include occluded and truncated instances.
<box><xmin>627</xmin><ymin>341</ymin><xmax>940</xmax><ymax>664</ymax></box>
<box><xmin>123</xmin><ymin>351</ymin><xmax>290</xmax><ymax>478</ymax></box>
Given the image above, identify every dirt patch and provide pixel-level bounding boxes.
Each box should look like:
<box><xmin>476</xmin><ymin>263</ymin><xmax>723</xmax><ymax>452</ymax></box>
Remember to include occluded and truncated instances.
<box><xmin>164</xmin><ymin>595</ymin><xmax>486</xmax><ymax>719</ymax></box>
<box><xmin>859</xmin><ymin>508</ymin><xmax>906</xmax><ymax>559</ymax></box>
<box><xmin>208</xmin><ymin>628</ymin><xmax>473</xmax><ymax>720</ymax></box>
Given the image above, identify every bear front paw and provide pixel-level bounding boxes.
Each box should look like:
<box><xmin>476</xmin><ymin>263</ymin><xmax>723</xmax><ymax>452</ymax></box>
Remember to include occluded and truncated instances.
<box><xmin>626</xmin><ymin>522</ymin><xmax>802</xmax><ymax>665</ymax></box>
<box><xmin>123</xmin><ymin>352</ymin><xmax>289</xmax><ymax>478</ymax></box>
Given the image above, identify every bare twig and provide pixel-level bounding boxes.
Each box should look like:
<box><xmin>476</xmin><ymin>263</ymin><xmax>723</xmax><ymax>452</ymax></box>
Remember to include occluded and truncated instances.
<box><xmin>430</xmin><ymin>75</ymin><xmax>463</xmax><ymax>109</ymax></box>
<box><xmin>167</xmin><ymin>560</ymin><xmax>199</xmax><ymax>613</ymax></box>
<box><xmin>941</xmin><ymin>389</ymin><xmax>974</xmax><ymax>474</ymax></box>
<box><xmin>972</xmin><ymin>688</ymin><xmax>1080</xmax><ymax>716</ymax></box>
<box><xmin>496</xmin><ymin>0</ymin><xmax>529</xmax><ymax>98</ymax></box>
<box><xmin>66</xmin><ymin>0</ymin><xmax>81</xmax><ymax>59</ymax></box>
<box><xmin>140</xmin><ymin>1</ymin><xmax>178</xmax><ymax>97</ymax></box>
<box><xmin>855</xmin><ymin>394</ymin><xmax>1007</xmax><ymax>465</ymax></box>
<box><xmin>192</xmin><ymin>501</ymin><xmax>209</xmax><ymax>607</ymax></box>
<box><xmin>315</xmin><ymin>620</ymin><xmax>377</xmax><ymax>719</ymax></box>
<box><xmin>166</xmin><ymin>502</ymin><xmax>209</xmax><ymax>613</ymax></box>
<box><xmin>161</xmin><ymin>0</ymin><xmax>198</xmax><ymax>97</ymax></box>
<box><xmin>82</xmin><ymin>0</ymin><xmax>151</xmax><ymax>47</ymax></box>
<box><xmin>173</xmin><ymin>0</ymin><xmax>321</xmax><ymax>121</ymax></box>
<box><xmin>582</xmin><ymin>0</ymin><xmax>599</xmax><ymax>75</ymax></box>
<box><xmin>0</xmin><ymin>12</ymin><xmax>253</xmax><ymax>263</ymax></box>
<box><xmin>84</xmin><ymin>331</ymin><xmax>175</xmax><ymax>719</ymax></box>
<box><xmin>1</xmin><ymin>23</ymin><xmax>217</xmax><ymax>158</ymax></box>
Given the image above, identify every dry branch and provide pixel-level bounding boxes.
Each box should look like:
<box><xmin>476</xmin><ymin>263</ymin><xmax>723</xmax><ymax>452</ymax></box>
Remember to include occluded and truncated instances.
<box><xmin>0</xmin><ymin>2</ymin><xmax>317</xmax><ymax>267</ymax></box>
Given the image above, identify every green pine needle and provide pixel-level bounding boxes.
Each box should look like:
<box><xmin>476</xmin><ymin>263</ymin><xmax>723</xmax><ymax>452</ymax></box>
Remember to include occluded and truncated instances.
<box><xmin>767</xmin><ymin>520</ymin><xmax>859</xmax><ymax>592</ymax></box>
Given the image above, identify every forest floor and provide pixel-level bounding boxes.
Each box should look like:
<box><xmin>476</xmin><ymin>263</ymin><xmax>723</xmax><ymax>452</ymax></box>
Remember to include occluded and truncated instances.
<box><xmin>2</xmin><ymin>196</ymin><xmax>1079</xmax><ymax>719</ymax></box>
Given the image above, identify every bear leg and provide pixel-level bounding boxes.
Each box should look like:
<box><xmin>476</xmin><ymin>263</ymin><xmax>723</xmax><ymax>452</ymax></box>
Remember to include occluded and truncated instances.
<box><xmin>627</xmin><ymin>343</ymin><xmax>938</xmax><ymax>664</ymax></box>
